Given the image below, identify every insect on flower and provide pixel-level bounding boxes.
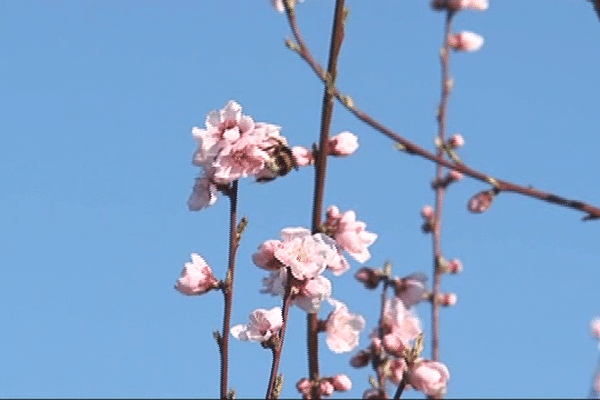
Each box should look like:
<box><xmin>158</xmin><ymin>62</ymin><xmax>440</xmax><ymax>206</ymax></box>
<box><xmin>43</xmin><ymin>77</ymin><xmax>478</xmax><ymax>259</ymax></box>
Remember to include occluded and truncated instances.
<box><xmin>256</xmin><ymin>136</ymin><xmax>298</xmax><ymax>183</ymax></box>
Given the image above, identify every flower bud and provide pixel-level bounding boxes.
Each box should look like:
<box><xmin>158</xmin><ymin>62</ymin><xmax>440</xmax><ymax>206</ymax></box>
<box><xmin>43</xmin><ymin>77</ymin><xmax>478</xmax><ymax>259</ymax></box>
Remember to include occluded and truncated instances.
<box><xmin>448</xmin><ymin>170</ymin><xmax>463</xmax><ymax>182</ymax></box>
<box><xmin>468</xmin><ymin>190</ymin><xmax>495</xmax><ymax>213</ymax></box>
<box><xmin>448</xmin><ymin>31</ymin><xmax>484</xmax><ymax>52</ymax></box>
<box><xmin>440</xmin><ymin>292</ymin><xmax>457</xmax><ymax>306</ymax></box>
<box><xmin>292</xmin><ymin>146</ymin><xmax>314</xmax><ymax>166</ymax></box>
<box><xmin>421</xmin><ymin>205</ymin><xmax>434</xmax><ymax>220</ymax></box>
<box><xmin>355</xmin><ymin>267</ymin><xmax>384</xmax><ymax>289</ymax></box>
<box><xmin>350</xmin><ymin>350</ymin><xmax>371</xmax><ymax>368</ymax></box>
<box><xmin>296</xmin><ymin>378</ymin><xmax>312</xmax><ymax>396</ymax></box>
<box><xmin>447</xmin><ymin>258</ymin><xmax>463</xmax><ymax>274</ymax></box>
<box><xmin>319</xmin><ymin>380</ymin><xmax>334</xmax><ymax>396</ymax></box>
<box><xmin>327</xmin><ymin>131</ymin><xmax>359</xmax><ymax>156</ymax></box>
<box><xmin>448</xmin><ymin>133</ymin><xmax>465</xmax><ymax>148</ymax></box>
<box><xmin>431</xmin><ymin>0</ymin><xmax>488</xmax><ymax>11</ymax></box>
<box><xmin>331</xmin><ymin>374</ymin><xmax>352</xmax><ymax>392</ymax></box>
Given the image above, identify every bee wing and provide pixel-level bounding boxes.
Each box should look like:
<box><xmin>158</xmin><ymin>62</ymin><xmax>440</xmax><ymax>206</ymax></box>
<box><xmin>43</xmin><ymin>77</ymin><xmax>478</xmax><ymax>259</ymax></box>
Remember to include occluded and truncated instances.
<box><xmin>404</xmin><ymin>272</ymin><xmax>428</xmax><ymax>283</ymax></box>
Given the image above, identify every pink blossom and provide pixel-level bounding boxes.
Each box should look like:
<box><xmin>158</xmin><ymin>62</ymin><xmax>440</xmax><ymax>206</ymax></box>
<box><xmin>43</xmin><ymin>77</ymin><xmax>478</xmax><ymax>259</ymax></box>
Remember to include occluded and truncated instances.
<box><xmin>325</xmin><ymin>299</ymin><xmax>365</xmax><ymax>353</ymax></box>
<box><xmin>440</xmin><ymin>292</ymin><xmax>457</xmax><ymax>306</ymax></box>
<box><xmin>292</xmin><ymin>146</ymin><xmax>314</xmax><ymax>166</ymax></box>
<box><xmin>212</xmin><ymin>134</ymin><xmax>269</xmax><ymax>184</ymax></box>
<box><xmin>326</xmin><ymin>249</ymin><xmax>351</xmax><ymax>276</ymax></box>
<box><xmin>187</xmin><ymin>176</ymin><xmax>218</xmax><ymax>211</ymax></box>
<box><xmin>293</xmin><ymin>275</ymin><xmax>332</xmax><ymax>313</ymax></box>
<box><xmin>324</xmin><ymin>205</ymin><xmax>377</xmax><ymax>263</ymax></box>
<box><xmin>230</xmin><ymin>306</ymin><xmax>283</xmax><ymax>342</ymax></box>
<box><xmin>296</xmin><ymin>378</ymin><xmax>312</xmax><ymax>397</ymax></box>
<box><xmin>393</xmin><ymin>272</ymin><xmax>428</xmax><ymax>308</ymax></box>
<box><xmin>448</xmin><ymin>31</ymin><xmax>484</xmax><ymax>52</ymax></box>
<box><xmin>431</xmin><ymin>0</ymin><xmax>488</xmax><ymax>11</ymax></box>
<box><xmin>192</xmin><ymin>100</ymin><xmax>255</xmax><ymax>163</ymax></box>
<box><xmin>175</xmin><ymin>253</ymin><xmax>219</xmax><ymax>295</ymax></box>
<box><xmin>448</xmin><ymin>170</ymin><xmax>463</xmax><ymax>181</ymax></box>
<box><xmin>447</xmin><ymin>258</ymin><xmax>463</xmax><ymax>274</ymax></box>
<box><xmin>448</xmin><ymin>133</ymin><xmax>465</xmax><ymax>148</ymax></box>
<box><xmin>408</xmin><ymin>360</ymin><xmax>450</xmax><ymax>396</ymax></box>
<box><xmin>381</xmin><ymin>297</ymin><xmax>422</xmax><ymax>356</ymax></box>
<box><xmin>274</xmin><ymin>227</ymin><xmax>337</xmax><ymax>280</ymax></box>
<box><xmin>327</xmin><ymin>131</ymin><xmax>359</xmax><ymax>156</ymax></box>
<box><xmin>272</xmin><ymin>0</ymin><xmax>304</xmax><ymax>13</ymax></box>
<box><xmin>319</xmin><ymin>380</ymin><xmax>334</xmax><ymax>396</ymax></box>
<box><xmin>331</xmin><ymin>374</ymin><xmax>352</xmax><ymax>392</ymax></box>
<box><xmin>591</xmin><ymin>317</ymin><xmax>600</xmax><ymax>340</ymax></box>
<box><xmin>449</xmin><ymin>0</ymin><xmax>488</xmax><ymax>10</ymax></box>
<box><xmin>421</xmin><ymin>205</ymin><xmax>434</xmax><ymax>220</ymax></box>
<box><xmin>261</xmin><ymin>269</ymin><xmax>332</xmax><ymax>313</ymax></box>
<box><xmin>252</xmin><ymin>240</ymin><xmax>284</xmax><ymax>271</ymax></box>
<box><xmin>389</xmin><ymin>358</ymin><xmax>407</xmax><ymax>385</ymax></box>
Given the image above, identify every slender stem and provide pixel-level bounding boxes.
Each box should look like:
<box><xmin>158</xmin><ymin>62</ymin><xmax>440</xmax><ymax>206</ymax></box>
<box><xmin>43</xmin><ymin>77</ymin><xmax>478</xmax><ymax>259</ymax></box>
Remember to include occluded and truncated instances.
<box><xmin>283</xmin><ymin>0</ymin><xmax>347</xmax><ymax>398</ymax></box>
<box><xmin>393</xmin><ymin>374</ymin><xmax>407</xmax><ymax>400</ymax></box>
<box><xmin>219</xmin><ymin>180</ymin><xmax>239</xmax><ymax>400</ymax></box>
<box><xmin>265</xmin><ymin>268</ymin><xmax>293</xmax><ymax>399</ymax></box>
<box><xmin>283</xmin><ymin>10</ymin><xmax>600</xmax><ymax>221</ymax></box>
<box><xmin>431</xmin><ymin>11</ymin><xmax>454</xmax><ymax>364</ymax></box>
<box><xmin>375</xmin><ymin>276</ymin><xmax>389</xmax><ymax>397</ymax></box>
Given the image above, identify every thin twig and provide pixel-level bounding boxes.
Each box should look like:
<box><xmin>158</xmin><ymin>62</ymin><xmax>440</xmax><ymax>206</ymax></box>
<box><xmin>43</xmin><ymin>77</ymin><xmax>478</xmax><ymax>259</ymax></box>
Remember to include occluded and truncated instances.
<box><xmin>283</xmin><ymin>0</ymin><xmax>347</xmax><ymax>398</ymax></box>
<box><xmin>219</xmin><ymin>180</ymin><xmax>239</xmax><ymax>400</ymax></box>
<box><xmin>283</xmin><ymin>8</ymin><xmax>600</xmax><ymax>221</ymax></box>
<box><xmin>265</xmin><ymin>268</ymin><xmax>293</xmax><ymax>399</ymax></box>
<box><xmin>431</xmin><ymin>10</ymin><xmax>455</xmax><ymax>365</ymax></box>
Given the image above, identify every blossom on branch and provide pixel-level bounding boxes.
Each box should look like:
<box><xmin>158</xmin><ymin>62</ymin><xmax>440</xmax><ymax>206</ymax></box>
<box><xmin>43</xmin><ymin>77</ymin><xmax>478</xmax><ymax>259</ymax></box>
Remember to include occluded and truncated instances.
<box><xmin>174</xmin><ymin>253</ymin><xmax>219</xmax><ymax>296</ymax></box>
<box><xmin>325</xmin><ymin>299</ymin><xmax>366</xmax><ymax>353</ymax></box>
<box><xmin>272</xmin><ymin>0</ymin><xmax>304</xmax><ymax>13</ymax></box>
<box><xmin>407</xmin><ymin>359</ymin><xmax>450</xmax><ymax>397</ymax></box>
<box><xmin>393</xmin><ymin>272</ymin><xmax>428</xmax><ymax>308</ymax></box>
<box><xmin>431</xmin><ymin>0</ymin><xmax>488</xmax><ymax>11</ymax></box>
<box><xmin>448</xmin><ymin>31</ymin><xmax>485</xmax><ymax>52</ymax></box>
<box><xmin>327</xmin><ymin>131</ymin><xmax>359</xmax><ymax>156</ymax></box>
<box><xmin>230</xmin><ymin>306</ymin><xmax>283</xmax><ymax>342</ymax></box>
<box><xmin>261</xmin><ymin>267</ymin><xmax>333</xmax><ymax>313</ymax></box>
<box><xmin>188</xmin><ymin>101</ymin><xmax>297</xmax><ymax>210</ymax></box>
<box><xmin>324</xmin><ymin>206</ymin><xmax>377</xmax><ymax>263</ymax></box>
<box><xmin>380</xmin><ymin>297</ymin><xmax>422</xmax><ymax>357</ymax></box>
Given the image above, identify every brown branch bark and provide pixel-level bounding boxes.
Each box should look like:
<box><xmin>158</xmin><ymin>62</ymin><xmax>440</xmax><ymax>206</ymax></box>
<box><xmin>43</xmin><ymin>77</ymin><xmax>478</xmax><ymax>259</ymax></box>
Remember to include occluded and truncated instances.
<box><xmin>283</xmin><ymin>1</ymin><xmax>347</xmax><ymax>398</ymax></box>
<box><xmin>283</xmin><ymin>8</ymin><xmax>600</xmax><ymax>221</ymax></box>
<box><xmin>218</xmin><ymin>180</ymin><xmax>240</xmax><ymax>400</ymax></box>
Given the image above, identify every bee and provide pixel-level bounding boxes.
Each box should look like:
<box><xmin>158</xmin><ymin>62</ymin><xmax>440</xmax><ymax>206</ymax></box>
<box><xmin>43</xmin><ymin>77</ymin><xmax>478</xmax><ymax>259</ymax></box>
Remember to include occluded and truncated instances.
<box><xmin>256</xmin><ymin>136</ymin><xmax>298</xmax><ymax>183</ymax></box>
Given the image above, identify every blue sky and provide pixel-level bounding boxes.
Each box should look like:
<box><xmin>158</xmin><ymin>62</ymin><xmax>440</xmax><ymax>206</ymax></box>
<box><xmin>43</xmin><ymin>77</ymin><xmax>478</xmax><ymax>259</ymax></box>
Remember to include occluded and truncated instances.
<box><xmin>1</xmin><ymin>1</ymin><xmax>600</xmax><ymax>398</ymax></box>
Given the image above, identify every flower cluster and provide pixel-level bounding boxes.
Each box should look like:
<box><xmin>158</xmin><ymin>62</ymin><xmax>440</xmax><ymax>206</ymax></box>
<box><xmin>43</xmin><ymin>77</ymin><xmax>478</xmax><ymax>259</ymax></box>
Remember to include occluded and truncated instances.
<box><xmin>230</xmin><ymin>306</ymin><xmax>283</xmax><ymax>342</ymax></box>
<box><xmin>253</xmin><ymin>227</ymin><xmax>338</xmax><ymax>313</ymax></box>
<box><xmin>296</xmin><ymin>374</ymin><xmax>352</xmax><ymax>398</ymax></box>
<box><xmin>351</xmin><ymin>263</ymin><xmax>452</xmax><ymax>397</ymax></box>
<box><xmin>188</xmin><ymin>101</ymin><xmax>297</xmax><ymax>210</ymax></box>
<box><xmin>322</xmin><ymin>205</ymin><xmax>377</xmax><ymax>270</ymax></box>
<box><xmin>431</xmin><ymin>0</ymin><xmax>487</xmax><ymax>52</ymax></box>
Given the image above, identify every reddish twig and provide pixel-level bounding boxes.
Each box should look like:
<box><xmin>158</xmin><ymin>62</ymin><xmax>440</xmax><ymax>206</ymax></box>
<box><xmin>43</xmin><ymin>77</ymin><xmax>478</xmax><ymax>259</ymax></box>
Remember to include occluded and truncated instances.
<box><xmin>265</xmin><ymin>267</ymin><xmax>293</xmax><ymax>399</ymax></box>
<box><xmin>282</xmin><ymin>8</ymin><xmax>600</xmax><ymax>221</ymax></box>
<box><xmin>431</xmin><ymin>10</ymin><xmax>455</xmax><ymax>365</ymax></box>
<box><xmin>283</xmin><ymin>0</ymin><xmax>347</xmax><ymax>398</ymax></box>
<box><xmin>218</xmin><ymin>180</ymin><xmax>240</xmax><ymax>400</ymax></box>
